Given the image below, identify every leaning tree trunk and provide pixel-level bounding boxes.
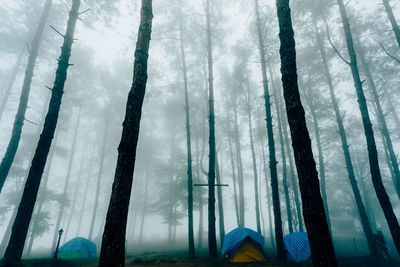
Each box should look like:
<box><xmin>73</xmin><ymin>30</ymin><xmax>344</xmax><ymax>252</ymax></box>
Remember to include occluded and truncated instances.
<box><xmin>0</xmin><ymin>48</ymin><xmax>24</xmax><ymax>121</ymax></box>
<box><xmin>275</xmin><ymin>1</ymin><xmax>337</xmax><ymax>266</ymax></box>
<box><xmin>204</xmin><ymin>0</ymin><xmax>217</xmax><ymax>257</ymax></box>
<box><xmin>313</xmin><ymin>18</ymin><xmax>377</xmax><ymax>256</ymax></box>
<box><xmin>357</xmin><ymin>43</ymin><xmax>400</xmax><ymax>201</ymax></box>
<box><xmin>253</xmin><ymin>2</ymin><xmax>284</xmax><ymax>257</ymax></box>
<box><xmin>301</xmin><ymin>87</ymin><xmax>332</xmax><ymax>236</ymax></box>
<box><xmin>0</xmin><ymin>0</ymin><xmax>52</xmax><ymax>194</ymax></box>
<box><xmin>245</xmin><ymin>83</ymin><xmax>261</xmax><ymax>234</ymax></box>
<box><xmin>89</xmin><ymin>116</ymin><xmax>109</xmax><ymax>241</ymax></box>
<box><xmin>52</xmin><ymin>104</ymin><xmax>82</xmax><ymax>250</ymax></box>
<box><xmin>382</xmin><ymin>0</ymin><xmax>400</xmax><ymax>49</ymax></box>
<box><xmin>177</xmin><ymin>2</ymin><xmax>195</xmax><ymax>256</ymax></box>
<box><xmin>336</xmin><ymin>0</ymin><xmax>400</xmax><ymax>256</ymax></box>
<box><xmin>0</xmin><ymin>1</ymin><xmax>80</xmax><ymax>264</ymax></box>
<box><xmin>98</xmin><ymin>1</ymin><xmax>153</xmax><ymax>265</ymax></box>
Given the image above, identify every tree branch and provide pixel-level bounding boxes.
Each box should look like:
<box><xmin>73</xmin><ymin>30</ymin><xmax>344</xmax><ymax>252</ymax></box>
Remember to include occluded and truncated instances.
<box><xmin>324</xmin><ymin>20</ymin><xmax>351</xmax><ymax>65</ymax></box>
<box><xmin>50</xmin><ymin>25</ymin><xmax>65</xmax><ymax>38</ymax></box>
<box><xmin>380</xmin><ymin>42</ymin><xmax>400</xmax><ymax>63</ymax></box>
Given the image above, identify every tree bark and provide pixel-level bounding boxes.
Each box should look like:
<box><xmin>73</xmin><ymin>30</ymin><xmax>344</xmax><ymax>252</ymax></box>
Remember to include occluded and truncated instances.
<box><xmin>204</xmin><ymin>0</ymin><xmax>217</xmax><ymax>257</ymax></box>
<box><xmin>276</xmin><ymin>0</ymin><xmax>337</xmax><ymax>265</ymax></box>
<box><xmin>0</xmin><ymin>0</ymin><xmax>52</xmax><ymax>194</ymax></box>
<box><xmin>382</xmin><ymin>0</ymin><xmax>400</xmax><ymax>49</ymax></box>
<box><xmin>99</xmin><ymin>1</ymin><xmax>153</xmax><ymax>265</ymax></box>
<box><xmin>1</xmin><ymin>1</ymin><xmax>80</xmax><ymax>264</ymax></box>
<box><xmin>336</xmin><ymin>0</ymin><xmax>400</xmax><ymax>256</ymax></box>
<box><xmin>0</xmin><ymin>48</ymin><xmax>24</xmax><ymax>121</ymax></box>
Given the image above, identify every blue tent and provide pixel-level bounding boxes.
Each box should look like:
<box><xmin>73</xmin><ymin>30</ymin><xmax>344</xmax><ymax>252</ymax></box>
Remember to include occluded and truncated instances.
<box><xmin>283</xmin><ymin>232</ymin><xmax>311</xmax><ymax>262</ymax></box>
<box><xmin>53</xmin><ymin>237</ymin><xmax>96</xmax><ymax>259</ymax></box>
<box><xmin>221</xmin><ymin>227</ymin><xmax>265</xmax><ymax>261</ymax></box>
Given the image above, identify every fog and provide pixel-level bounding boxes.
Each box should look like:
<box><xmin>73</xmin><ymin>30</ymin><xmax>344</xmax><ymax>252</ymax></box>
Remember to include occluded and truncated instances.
<box><xmin>0</xmin><ymin>0</ymin><xmax>399</xmax><ymax>266</ymax></box>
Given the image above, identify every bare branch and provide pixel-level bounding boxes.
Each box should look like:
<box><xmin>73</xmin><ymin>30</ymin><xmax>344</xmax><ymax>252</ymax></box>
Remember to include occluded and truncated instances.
<box><xmin>78</xmin><ymin>8</ymin><xmax>90</xmax><ymax>15</ymax></box>
<box><xmin>50</xmin><ymin>25</ymin><xmax>64</xmax><ymax>38</ymax></box>
<box><xmin>25</xmin><ymin>118</ymin><xmax>39</xmax><ymax>126</ymax></box>
<box><xmin>45</xmin><ymin>85</ymin><xmax>52</xmax><ymax>91</ymax></box>
<box><xmin>379</xmin><ymin>42</ymin><xmax>400</xmax><ymax>63</ymax></box>
<box><xmin>324</xmin><ymin>20</ymin><xmax>351</xmax><ymax>65</ymax></box>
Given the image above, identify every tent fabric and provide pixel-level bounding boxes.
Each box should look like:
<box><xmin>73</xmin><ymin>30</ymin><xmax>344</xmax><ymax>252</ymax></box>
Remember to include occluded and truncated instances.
<box><xmin>221</xmin><ymin>227</ymin><xmax>265</xmax><ymax>262</ymax></box>
<box><xmin>230</xmin><ymin>237</ymin><xmax>266</xmax><ymax>262</ymax></box>
<box><xmin>54</xmin><ymin>237</ymin><xmax>97</xmax><ymax>259</ymax></box>
<box><xmin>283</xmin><ymin>232</ymin><xmax>311</xmax><ymax>262</ymax></box>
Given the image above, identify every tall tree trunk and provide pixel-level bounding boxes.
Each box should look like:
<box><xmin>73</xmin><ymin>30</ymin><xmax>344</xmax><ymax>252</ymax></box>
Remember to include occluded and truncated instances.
<box><xmin>51</xmin><ymin>104</ymin><xmax>82</xmax><ymax>250</ymax></box>
<box><xmin>99</xmin><ymin>1</ymin><xmax>153</xmax><ymax>265</ymax></box>
<box><xmin>233</xmin><ymin>102</ymin><xmax>245</xmax><ymax>227</ymax></box>
<box><xmin>357</xmin><ymin>43</ymin><xmax>400</xmax><ymax>201</ymax></box>
<box><xmin>89</xmin><ymin>116</ymin><xmax>109</xmax><ymax>241</ymax></box>
<box><xmin>269</xmin><ymin>66</ymin><xmax>293</xmax><ymax>234</ymax></box>
<box><xmin>195</xmin><ymin>122</ymin><xmax>204</xmax><ymax>249</ymax></box>
<box><xmin>245</xmin><ymin>83</ymin><xmax>261</xmax><ymax>234</ymax></box>
<box><xmin>215</xmin><ymin>153</ymin><xmax>225</xmax><ymax>248</ymax></box>
<box><xmin>0</xmin><ymin>48</ymin><xmax>24</xmax><ymax>121</ymax></box>
<box><xmin>382</xmin><ymin>0</ymin><xmax>400</xmax><ymax>49</ymax></box>
<box><xmin>255</xmin><ymin>1</ymin><xmax>284</xmax><ymax>258</ymax></box>
<box><xmin>227</xmin><ymin>121</ymin><xmax>240</xmax><ymax>227</ymax></box>
<box><xmin>275</xmin><ymin>1</ymin><xmax>337</xmax><ymax>266</ymax></box>
<box><xmin>301</xmin><ymin>87</ymin><xmax>332</xmax><ymax>236</ymax></box>
<box><xmin>336</xmin><ymin>0</ymin><xmax>400</xmax><ymax>256</ymax></box>
<box><xmin>1</xmin><ymin>1</ymin><xmax>80</xmax><ymax>263</ymax></box>
<box><xmin>204</xmin><ymin>0</ymin><xmax>217</xmax><ymax>257</ymax></box>
<box><xmin>0</xmin><ymin>0</ymin><xmax>52</xmax><ymax>194</ymax></box>
<box><xmin>177</xmin><ymin>2</ymin><xmax>194</xmax><ymax>256</ymax></box>
<box><xmin>272</xmin><ymin>65</ymin><xmax>304</xmax><ymax>232</ymax></box>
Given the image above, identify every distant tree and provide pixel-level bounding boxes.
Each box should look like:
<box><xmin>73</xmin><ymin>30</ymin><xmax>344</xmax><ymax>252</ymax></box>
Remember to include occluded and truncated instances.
<box><xmin>382</xmin><ymin>0</ymin><xmax>400</xmax><ymax>49</ymax></box>
<box><xmin>275</xmin><ymin>0</ymin><xmax>337</xmax><ymax>266</ymax></box>
<box><xmin>334</xmin><ymin>0</ymin><xmax>400</xmax><ymax>256</ymax></box>
<box><xmin>99</xmin><ymin>0</ymin><xmax>153</xmax><ymax>265</ymax></box>
<box><xmin>0</xmin><ymin>0</ymin><xmax>81</xmax><ymax>264</ymax></box>
<box><xmin>0</xmin><ymin>0</ymin><xmax>52</xmax><ymax>195</ymax></box>
<box><xmin>254</xmin><ymin>0</ymin><xmax>284</xmax><ymax>258</ymax></box>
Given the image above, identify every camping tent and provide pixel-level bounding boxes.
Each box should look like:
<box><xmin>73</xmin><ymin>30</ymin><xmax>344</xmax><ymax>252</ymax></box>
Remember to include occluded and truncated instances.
<box><xmin>53</xmin><ymin>237</ymin><xmax>96</xmax><ymax>259</ymax></box>
<box><xmin>283</xmin><ymin>232</ymin><xmax>311</xmax><ymax>262</ymax></box>
<box><xmin>221</xmin><ymin>227</ymin><xmax>266</xmax><ymax>262</ymax></box>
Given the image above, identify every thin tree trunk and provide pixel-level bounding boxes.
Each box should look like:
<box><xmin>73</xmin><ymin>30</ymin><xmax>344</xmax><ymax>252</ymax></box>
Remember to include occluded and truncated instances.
<box><xmin>1</xmin><ymin>1</ymin><xmax>80</xmax><ymax>263</ymax></box>
<box><xmin>245</xmin><ymin>83</ymin><xmax>261</xmax><ymax>234</ymax></box>
<box><xmin>269</xmin><ymin>66</ymin><xmax>293</xmax><ymax>234</ymax></box>
<box><xmin>204</xmin><ymin>0</ymin><xmax>217</xmax><ymax>257</ymax></box>
<box><xmin>276</xmin><ymin>1</ymin><xmax>337</xmax><ymax>265</ymax></box>
<box><xmin>195</xmin><ymin>121</ymin><xmax>204</xmax><ymax>249</ymax></box>
<box><xmin>89</xmin><ymin>116</ymin><xmax>109</xmax><ymax>241</ymax></box>
<box><xmin>215</xmin><ymin>153</ymin><xmax>225</xmax><ymax>248</ymax></box>
<box><xmin>177</xmin><ymin>2</ymin><xmax>194</xmax><ymax>256</ymax></box>
<box><xmin>0</xmin><ymin>48</ymin><xmax>24</xmax><ymax>121</ymax></box>
<box><xmin>357</xmin><ymin>43</ymin><xmax>400</xmax><ymax>201</ymax></box>
<box><xmin>382</xmin><ymin>0</ymin><xmax>400</xmax><ymax>49</ymax></box>
<box><xmin>336</xmin><ymin>0</ymin><xmax>400</xmax><ymax>256</ymax></box>
<box><xmin>227</xmin><ymin>121</ymin><xmax>240</xmax><ymax>227</ymax></box>
<box><xmin>99</xmin><ymin>1</ymin><xmax>153</xmax><ymax>264</ymax></box>
<box><xmin>255</xmin><ymin>2</ymin><xmax>284</xmax><ymax>257</ymax></box>
<box><xmin>0</xmin><ymin>0</ymin><xmax>52</xmax><ymax>194</ymax></box>
<box><xmin>51</xmin><ymin>104</ymin><xmax>82</xmax><ymax>250</ymax></box>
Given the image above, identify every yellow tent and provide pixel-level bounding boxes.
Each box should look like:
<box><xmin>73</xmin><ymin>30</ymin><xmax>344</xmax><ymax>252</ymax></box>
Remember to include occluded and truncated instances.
<box><xmin>226</xmin><ymin>237</ymin><xmax>266</xmax><ymax>262</ymax></box>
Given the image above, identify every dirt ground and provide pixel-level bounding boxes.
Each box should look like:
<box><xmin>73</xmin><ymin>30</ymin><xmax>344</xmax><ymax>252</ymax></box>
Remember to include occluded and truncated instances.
<box><xmin>20</xmin><ymin>255</ymin><xmax>400</xmax><ymax>267</ymax></box>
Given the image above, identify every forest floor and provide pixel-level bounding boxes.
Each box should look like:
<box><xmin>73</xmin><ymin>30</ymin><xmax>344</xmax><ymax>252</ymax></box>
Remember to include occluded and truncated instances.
<box><xmin>20</xmin><ymin>255</ymin><xmax>400</xmax><ymax>267</ymax></box>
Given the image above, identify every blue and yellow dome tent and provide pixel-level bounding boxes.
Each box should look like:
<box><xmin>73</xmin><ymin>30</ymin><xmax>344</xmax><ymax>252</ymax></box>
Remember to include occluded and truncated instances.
<box><xmin>283</xmin><ymin>232</ymin><xmax>311</xmax><ymax>262</ymax></box>
<box><xmin>221</xmin><ymin>227</ymin><xmax>266</xmax><ymax>262</ymax></box>
<box><xmin>52</xmin><ymin>237</ymin><xmax>96</xmax><ymax>259</ymax></box>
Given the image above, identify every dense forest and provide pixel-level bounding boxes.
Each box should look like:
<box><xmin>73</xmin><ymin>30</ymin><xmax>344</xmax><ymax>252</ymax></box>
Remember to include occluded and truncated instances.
<box><xmin>0</xmin><ymin>0</ymin><xmax>399</xmax><ymax>266</ymax></box>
